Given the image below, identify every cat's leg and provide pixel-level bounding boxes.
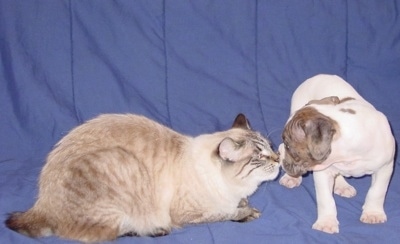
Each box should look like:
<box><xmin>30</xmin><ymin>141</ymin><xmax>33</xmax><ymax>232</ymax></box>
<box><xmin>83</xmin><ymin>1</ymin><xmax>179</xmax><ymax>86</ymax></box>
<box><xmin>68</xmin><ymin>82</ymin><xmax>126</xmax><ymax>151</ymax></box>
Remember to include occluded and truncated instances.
<box><xmin>231</xmin><ymin>198</ymin><xmax>261</xmax><ymax>222</ymax></box>
<box><xmin>120</xmin><ymin>228</ymin><xmax>170</xmax><ymax>238</ymax></box>
<box><xmin>118</xmin><ymin>212</ymin><xmax>172</xmax><ymax>238</ymax></box>
<box><xmin>149</xmin><ymin>227</ymin><xmax>171</xmax><ymax>237</ymax></box>
<box><xmin>56</xmin><ymin>220</ymin><xmax>120</xmax><ymax>242</ymax></box>
<box><xmin>118</xmin><ymin>231</ymin><xmax>138</xmax><ymax>238</ymax></box>
<box><xmin>118</xmin><ymin>220</ymin><xmax>171</xmax><ymax>238</ymax></box>
<box><xmin>232</xmin><ymin>207</ymin><xmax>261</xmax><ymax>222</ymax></box>
<box><xmin>237</xmin><ymin>198</ymin><xmax>248</xmax><ymax>208</ymax></box>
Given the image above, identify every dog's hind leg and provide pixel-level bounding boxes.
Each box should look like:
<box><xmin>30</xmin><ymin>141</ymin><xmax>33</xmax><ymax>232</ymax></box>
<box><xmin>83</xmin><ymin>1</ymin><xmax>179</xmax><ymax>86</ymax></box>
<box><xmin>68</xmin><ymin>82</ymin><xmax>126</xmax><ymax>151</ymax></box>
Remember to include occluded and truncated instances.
<box><xmin>333</xmin><ymin>175</ymin><xmax>356</xmax><ymax>198</ymax></box>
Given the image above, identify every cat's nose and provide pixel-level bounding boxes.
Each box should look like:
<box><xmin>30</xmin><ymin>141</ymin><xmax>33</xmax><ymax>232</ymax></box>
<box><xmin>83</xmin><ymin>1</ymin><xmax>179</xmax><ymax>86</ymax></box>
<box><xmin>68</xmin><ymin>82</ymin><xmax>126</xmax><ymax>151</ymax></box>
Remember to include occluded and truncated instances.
<box><xmin>272</xmin><ymin>152</ymin><xmax>279</xmax><ymax>163</ymax></box>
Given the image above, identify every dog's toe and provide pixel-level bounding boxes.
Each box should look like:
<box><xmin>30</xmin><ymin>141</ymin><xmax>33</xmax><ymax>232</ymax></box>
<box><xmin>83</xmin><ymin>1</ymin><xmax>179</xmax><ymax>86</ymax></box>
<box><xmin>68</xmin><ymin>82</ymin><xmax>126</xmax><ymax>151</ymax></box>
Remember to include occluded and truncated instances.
<box><xmin>279</xmin><ymin>174</ymin><xmax>302</xmax><ymax>188</ymax></box>
<box><xmin>312</xmin><ymin>217</ymin><xmax>339</xmax><ymax>234</ymax></box>
<box><xmin>360</xmin><ymin>211</ymin><xmax>387</xmax><ymax>224</ymax></box>
<box><xmin>334</xmin><ymin>184</ymin><xmax>357</xmax><ymax>198</ymax></box>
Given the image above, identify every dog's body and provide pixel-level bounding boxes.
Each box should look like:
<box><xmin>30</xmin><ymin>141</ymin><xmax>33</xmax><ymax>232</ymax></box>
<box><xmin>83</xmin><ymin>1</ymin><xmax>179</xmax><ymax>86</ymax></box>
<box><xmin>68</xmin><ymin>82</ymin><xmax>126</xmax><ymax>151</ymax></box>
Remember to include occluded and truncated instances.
<box><xmin>279</xmin><ymin>74</ymin><xmax>395</xmax><ymax>234</ymax></box>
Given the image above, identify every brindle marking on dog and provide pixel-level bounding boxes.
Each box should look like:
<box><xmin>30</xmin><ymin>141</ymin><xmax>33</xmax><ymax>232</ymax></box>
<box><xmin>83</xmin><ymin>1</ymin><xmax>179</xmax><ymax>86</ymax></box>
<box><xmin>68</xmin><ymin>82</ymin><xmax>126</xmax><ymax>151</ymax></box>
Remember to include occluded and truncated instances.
<box><xmin>306</xmin><ymin>96</ymin><xmax>340</xmax><ymax>106</ymax></box>
<box><xmin>340</xmin><ymin>108</ymin><xmax>356</xmax><ymax>114</ymax></box>
<box><xmin>339</xmin><ymin>97</ymin><xmax>355</xmax><ymax>103</ymax></box>
<box><xmin>306</xmin><ymin>96</ymin><xmax>356</xmax><ymax>107</ymax></box>
<box><xmin>282</xmin><ymin>107</ymin><xmax>340</xmax><ymax>177</ymax></box>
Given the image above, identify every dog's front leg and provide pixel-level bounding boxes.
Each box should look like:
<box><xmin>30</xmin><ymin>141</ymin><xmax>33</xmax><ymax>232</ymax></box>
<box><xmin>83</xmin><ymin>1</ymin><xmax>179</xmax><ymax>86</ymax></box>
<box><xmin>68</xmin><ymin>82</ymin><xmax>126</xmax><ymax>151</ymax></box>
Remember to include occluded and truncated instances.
<box><xmin>312</xmin><ymin>170</ymin><xmax>339</xmax><ymax>233</ymax></box>
<box><xmin>360</xmin><ymin>161</ymin><xmax>393</xmax><ymax>224</ymax></box>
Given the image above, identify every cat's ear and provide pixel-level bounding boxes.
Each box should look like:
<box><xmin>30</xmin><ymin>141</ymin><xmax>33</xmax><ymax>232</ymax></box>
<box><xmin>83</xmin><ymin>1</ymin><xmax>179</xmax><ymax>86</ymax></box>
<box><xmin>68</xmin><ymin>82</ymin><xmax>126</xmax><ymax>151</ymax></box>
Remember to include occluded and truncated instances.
<box><xmin>218</xmin><ymin>138</ymin><xmax>242</xmax><ymax>162</ymax></box>
<box><xmin>232</xmin><ymin>113</ymin><xmax>251</xmax><ymax>130</ymax></box>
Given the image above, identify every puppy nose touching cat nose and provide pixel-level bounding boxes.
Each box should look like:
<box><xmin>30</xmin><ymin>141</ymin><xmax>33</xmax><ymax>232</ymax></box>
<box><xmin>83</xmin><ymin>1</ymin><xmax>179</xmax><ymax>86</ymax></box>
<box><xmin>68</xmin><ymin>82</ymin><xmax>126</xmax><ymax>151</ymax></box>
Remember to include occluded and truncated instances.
<box><xmin>274</xmin><ymin>151</ymin><xmax>281</xmax><ymax>164</ymax></box>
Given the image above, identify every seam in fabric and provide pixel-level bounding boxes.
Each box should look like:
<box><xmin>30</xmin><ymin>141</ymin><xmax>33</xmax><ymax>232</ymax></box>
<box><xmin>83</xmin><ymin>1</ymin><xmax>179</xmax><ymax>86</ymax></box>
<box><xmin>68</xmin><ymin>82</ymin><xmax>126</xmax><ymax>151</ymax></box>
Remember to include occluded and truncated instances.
<box><xmin>163</xmin><ymin>0</ymin><xmax>172</xmax><ymax>127</ymax></box>
<box><xmin>254</xmin><ymin>0</ymin><xmax>269</xmax><ymax>134</ymax></box>
<box><xmin>344</xmin><ymin>0</ymin><xmax>349</xmax><ymax>80</ymax></box>
<box><xmin>69</xmin><ymin>0</ymin><xmax>82</xmax><ymax>124</ymax></box>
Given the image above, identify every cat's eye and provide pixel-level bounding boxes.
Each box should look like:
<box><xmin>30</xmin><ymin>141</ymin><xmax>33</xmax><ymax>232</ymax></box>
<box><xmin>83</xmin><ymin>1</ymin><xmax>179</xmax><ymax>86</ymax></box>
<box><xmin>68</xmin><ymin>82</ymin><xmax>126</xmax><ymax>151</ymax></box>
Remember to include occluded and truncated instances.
<box><xmin>258</xmin><ymin>154</ymin><xmax>271</xmax><ymax>160</ymax></box>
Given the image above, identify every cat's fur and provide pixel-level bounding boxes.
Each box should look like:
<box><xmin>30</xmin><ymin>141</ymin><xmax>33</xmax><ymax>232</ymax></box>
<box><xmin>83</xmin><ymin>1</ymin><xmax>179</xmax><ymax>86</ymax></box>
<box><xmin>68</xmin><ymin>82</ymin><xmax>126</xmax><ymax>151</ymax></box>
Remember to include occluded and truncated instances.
<box><xmin>6</xmin><ymin>113</ymin><xmax>280</xmax><ymax>243</ymax></box>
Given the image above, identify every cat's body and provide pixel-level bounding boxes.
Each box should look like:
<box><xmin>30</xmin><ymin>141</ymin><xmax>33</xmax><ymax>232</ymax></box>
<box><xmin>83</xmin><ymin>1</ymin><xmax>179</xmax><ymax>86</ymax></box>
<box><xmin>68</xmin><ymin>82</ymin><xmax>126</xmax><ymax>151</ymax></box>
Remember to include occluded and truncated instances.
<box><xmin>6</xmin><ymin>113</ymin><xmax>280</xmax><ymax>242</ymax></box>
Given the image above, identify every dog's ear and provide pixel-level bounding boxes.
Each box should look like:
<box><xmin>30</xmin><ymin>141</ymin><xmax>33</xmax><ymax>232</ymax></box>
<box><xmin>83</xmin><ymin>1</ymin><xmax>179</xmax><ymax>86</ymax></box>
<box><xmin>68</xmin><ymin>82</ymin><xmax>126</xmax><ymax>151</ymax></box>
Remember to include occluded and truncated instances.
<box><xmin>302</xmin><ymin>117</ymin><xmax>336</xmax><ymax>162</ymax></box>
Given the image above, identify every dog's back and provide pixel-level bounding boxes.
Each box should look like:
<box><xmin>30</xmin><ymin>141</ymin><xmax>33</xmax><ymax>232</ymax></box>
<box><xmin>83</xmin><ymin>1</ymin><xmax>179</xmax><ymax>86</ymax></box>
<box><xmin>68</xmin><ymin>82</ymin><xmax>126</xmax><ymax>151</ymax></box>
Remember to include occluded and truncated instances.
<box><xmin>290</xmin><ymin>74</ymin><xmax>367</xmax><ymax>114</ymax></box>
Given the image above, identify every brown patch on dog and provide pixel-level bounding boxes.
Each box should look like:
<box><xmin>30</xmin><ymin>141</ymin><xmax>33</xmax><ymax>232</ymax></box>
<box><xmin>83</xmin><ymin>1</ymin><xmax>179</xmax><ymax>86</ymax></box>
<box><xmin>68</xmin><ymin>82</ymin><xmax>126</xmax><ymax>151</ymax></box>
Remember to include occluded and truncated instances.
<box><xmin>306</xmin><ymin>96</ymin><xmax>340</xmax><ymax>106</ymax></box>
<box><xmin>340</xmin><ymin>108</ymin><xmax>356</xmax><ymax>114</ymax></box>
<box><xmin>282</xmin><ymin>107</ymin><xmax>339</xmax><ymax>177</ymax></box>
<box><xmin>339</xmin><ymin>97</ymin><xmax>355</xmax><ymax>103</ymax></box>
<box><xmin>306</xmin><ymin>96</ymin><xmax>356</xmax><ymax>107</ymax></box>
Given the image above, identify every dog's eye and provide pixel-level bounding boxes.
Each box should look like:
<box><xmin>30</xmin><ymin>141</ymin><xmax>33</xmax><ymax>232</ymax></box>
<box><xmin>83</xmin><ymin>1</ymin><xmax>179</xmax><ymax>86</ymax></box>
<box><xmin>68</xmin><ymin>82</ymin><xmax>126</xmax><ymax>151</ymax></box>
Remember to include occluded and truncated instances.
<box><xmin>285</xmin><ymin>144</ymin><xmax>290</xmax><ymax>150</ymax></box>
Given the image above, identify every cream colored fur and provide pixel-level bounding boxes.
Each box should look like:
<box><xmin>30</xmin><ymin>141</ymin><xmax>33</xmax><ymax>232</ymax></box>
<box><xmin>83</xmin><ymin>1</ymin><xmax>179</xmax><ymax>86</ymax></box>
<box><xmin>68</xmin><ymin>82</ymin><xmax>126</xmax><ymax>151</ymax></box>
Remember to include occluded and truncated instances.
<box><xmin>279</xmin><ymin>74</ymin><xmax>395</xmax><ymax>233</ymax></box>
<box><xmin>6</xmin><ymin>113</ymin><xmax>279</xmax><ymax>242</ymax></box>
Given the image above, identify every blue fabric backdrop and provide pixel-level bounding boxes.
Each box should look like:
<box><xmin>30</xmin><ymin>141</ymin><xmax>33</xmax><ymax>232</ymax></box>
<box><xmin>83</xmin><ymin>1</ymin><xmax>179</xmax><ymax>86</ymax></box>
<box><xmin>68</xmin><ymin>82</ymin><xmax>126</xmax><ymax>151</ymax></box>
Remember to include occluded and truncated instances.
<box><xmin>1</xmin><ymin>1</ymin><xmax>399</xmax><ymax>243</ymax></box>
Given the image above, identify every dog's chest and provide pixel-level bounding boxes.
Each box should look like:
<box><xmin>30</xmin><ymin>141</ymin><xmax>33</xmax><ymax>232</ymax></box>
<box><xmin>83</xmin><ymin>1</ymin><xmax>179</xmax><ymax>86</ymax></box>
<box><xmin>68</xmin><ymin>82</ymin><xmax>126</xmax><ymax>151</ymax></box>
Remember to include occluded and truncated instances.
<box><xmin>332</xmin><ymin>161</ymin><xmax>375</xmax><ymax>177</ymax></box>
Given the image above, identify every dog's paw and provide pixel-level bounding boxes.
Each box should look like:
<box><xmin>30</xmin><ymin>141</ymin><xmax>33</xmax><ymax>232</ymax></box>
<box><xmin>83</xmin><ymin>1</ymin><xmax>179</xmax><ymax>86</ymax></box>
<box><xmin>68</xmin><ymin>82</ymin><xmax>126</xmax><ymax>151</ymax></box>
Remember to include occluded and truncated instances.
<box><xmin>312</xmin><ymin>216</ymin><xmax>339</xmax><ymax>234</ymax></box>
<box><xmin>334</xmin><ymin>183</ymin><xmax>356</xmax><ymax>198</ymax></box>
<box><xmin>279</xmin><ymin>174</ymin><xmax>302</xmax><ymax>188</ymax></box>
<box><xmin>360</xmin><ymin>211</ymin><xmax>387</xmax><ymax>224</ymax></box>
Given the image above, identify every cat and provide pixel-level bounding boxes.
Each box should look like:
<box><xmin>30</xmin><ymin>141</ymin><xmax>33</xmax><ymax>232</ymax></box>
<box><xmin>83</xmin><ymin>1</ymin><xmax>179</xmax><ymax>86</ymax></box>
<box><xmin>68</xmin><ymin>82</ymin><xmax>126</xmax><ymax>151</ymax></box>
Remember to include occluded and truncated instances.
<box><xmin>5</xmin><ymin>113</ymin><xmax>280</xmax><ymax>243</ymax></box>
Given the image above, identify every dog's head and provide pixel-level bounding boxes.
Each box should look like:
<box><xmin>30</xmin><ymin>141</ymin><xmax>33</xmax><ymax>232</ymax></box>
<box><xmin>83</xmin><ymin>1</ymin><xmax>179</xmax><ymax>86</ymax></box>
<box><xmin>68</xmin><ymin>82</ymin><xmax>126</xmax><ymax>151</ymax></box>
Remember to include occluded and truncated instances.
<box><xmin>281</xmin><ymin>106</ymin><xmax>339</xmax><ymax>177</ymax></box>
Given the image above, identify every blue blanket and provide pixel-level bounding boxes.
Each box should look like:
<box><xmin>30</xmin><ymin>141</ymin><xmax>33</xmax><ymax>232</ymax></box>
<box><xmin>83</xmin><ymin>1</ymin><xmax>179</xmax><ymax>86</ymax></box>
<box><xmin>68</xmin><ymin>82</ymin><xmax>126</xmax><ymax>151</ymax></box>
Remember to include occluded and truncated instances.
<box><xmin>1</xmin><ymin>1</ymin><xmax>399</xmax><ymax>243</ymax></box>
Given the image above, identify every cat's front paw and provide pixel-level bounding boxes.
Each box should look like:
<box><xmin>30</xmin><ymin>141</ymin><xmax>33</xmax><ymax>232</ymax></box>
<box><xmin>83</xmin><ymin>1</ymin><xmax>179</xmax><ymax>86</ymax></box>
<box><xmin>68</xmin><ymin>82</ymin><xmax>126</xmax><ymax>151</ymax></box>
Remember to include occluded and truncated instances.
<box><xmin>150</xmin><ymin>227</ymin><xmax>171</xmax><ymax>237</ymax></box>
<box><xmin>279</xmin><ymin>173</ymin><xmax>302</xmax><ymax>188</ymax></box>
<box><xmin>312</xmin><ymin>216</ymin><xmax>339</xmax><ymax>234</ymax></box>
<box><xmin>237</xmin><ymin>198</ymin><xmax>249</xmax><ymax>208</ymax></box>
<box><xmin>235</xmin><ymin>208</ymin><xmax>261</xmax><ymax>223</ymax></box>
<box><xmin>119</xmin><ymin>231</ymin><xmax>138</xmax><ymax>237</ymax></box>
<box><xmin>232</xmin><ymin>205</ymin><xmax>261</xmax><ymax>223</ymax></box>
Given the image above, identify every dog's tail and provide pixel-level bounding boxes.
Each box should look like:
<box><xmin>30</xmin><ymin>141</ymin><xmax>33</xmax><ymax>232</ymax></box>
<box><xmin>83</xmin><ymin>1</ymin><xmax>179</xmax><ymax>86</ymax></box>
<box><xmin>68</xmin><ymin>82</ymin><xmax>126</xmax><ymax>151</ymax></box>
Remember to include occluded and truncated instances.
<box><xmin>5</xmin><ymin>210</ymin><xmax>53</xmax><ymax>238</ymax></box>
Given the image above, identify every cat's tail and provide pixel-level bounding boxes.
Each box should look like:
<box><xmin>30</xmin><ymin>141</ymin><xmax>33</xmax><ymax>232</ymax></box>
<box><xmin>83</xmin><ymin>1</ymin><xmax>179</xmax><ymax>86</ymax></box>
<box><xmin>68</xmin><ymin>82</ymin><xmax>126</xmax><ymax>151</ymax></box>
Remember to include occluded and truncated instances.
<box><xmin>5</xmin><ymin>210</ymin><xmax>53</xmax><ymax>238</ymax></box>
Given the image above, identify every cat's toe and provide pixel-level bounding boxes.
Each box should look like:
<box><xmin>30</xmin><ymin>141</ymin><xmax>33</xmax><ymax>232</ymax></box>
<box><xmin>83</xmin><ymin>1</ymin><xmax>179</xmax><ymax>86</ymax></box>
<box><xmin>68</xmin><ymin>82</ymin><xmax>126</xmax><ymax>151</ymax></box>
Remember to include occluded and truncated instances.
<box><xmin>236</xmin><ymin>208</ymin><xmax>261</xmax><ymax>222</ymax></box>
<box><xmin>150</xmin><ymin>227</ymin><xmax>170</xmax><ymax>237</ymax></box>
<box><xmin>119</xmin><ymin>231</ymin><xmax>138</xmax><ymax>238</ymax></box>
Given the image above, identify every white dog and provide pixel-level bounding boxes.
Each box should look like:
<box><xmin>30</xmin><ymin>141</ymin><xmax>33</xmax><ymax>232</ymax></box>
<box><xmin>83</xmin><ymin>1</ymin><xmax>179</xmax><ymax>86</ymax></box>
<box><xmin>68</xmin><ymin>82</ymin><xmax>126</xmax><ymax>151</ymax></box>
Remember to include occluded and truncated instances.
<box><xmin>278</xmin><ymin>74</ymin><xmax>395</xmax><ymax>234</ymax></box>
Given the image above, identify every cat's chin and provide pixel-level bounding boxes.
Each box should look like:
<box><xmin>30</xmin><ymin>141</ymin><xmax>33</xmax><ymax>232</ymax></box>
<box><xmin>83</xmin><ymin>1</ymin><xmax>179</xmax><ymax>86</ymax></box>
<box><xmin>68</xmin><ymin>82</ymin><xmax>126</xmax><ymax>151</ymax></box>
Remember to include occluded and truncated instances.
<box><xmin>260</xmin><ymin>165</ymin><xmax>281</xmax><ymax>182</ymax></box>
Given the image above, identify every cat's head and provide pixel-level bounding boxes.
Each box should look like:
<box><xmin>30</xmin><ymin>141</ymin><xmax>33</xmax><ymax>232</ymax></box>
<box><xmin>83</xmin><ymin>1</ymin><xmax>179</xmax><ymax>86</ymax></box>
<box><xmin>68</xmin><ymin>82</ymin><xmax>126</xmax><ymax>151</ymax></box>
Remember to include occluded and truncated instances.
<box><xmin>217</xmin><ymin>114</ymin><xmax>280</xmax><ymax>191</ymax></box>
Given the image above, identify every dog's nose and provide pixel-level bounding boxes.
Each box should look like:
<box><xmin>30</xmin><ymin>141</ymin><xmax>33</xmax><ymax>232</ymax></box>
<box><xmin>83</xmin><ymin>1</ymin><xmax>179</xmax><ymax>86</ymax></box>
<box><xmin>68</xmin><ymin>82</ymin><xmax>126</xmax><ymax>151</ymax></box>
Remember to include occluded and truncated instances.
<box><xmin>275</xmin><ymin>150</ymin><xmax>284</xmax><ymax>165</ymax></box>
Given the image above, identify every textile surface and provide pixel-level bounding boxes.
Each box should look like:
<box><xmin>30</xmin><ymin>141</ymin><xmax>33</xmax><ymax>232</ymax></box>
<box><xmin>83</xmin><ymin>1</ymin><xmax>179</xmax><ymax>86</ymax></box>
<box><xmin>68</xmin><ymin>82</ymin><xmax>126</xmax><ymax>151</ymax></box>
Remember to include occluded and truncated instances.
<box><xmin>1</xmin><ymin>1</ymin><xmax>399</xmax><ymax>243</ymax></box>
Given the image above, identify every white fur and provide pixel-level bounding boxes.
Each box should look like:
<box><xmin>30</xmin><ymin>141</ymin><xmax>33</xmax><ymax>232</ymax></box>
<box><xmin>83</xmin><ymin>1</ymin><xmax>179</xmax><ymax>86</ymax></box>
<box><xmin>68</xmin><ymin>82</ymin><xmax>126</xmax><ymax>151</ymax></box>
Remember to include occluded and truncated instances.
<box><xmin>279</xmin><ymin>74</ymin><xmax>395</xmax><ymax>233</ymax></box>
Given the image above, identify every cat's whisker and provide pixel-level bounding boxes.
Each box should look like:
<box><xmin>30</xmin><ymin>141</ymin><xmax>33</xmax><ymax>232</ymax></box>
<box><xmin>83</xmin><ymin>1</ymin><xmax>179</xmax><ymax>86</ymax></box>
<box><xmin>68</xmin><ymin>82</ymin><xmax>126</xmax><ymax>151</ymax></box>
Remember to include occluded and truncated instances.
<box><xmin>266</xmin><ymin>127</ymin><xmax>283</xmax><ymax>138</ymax></box>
